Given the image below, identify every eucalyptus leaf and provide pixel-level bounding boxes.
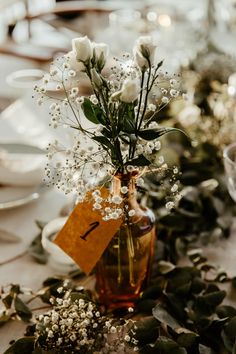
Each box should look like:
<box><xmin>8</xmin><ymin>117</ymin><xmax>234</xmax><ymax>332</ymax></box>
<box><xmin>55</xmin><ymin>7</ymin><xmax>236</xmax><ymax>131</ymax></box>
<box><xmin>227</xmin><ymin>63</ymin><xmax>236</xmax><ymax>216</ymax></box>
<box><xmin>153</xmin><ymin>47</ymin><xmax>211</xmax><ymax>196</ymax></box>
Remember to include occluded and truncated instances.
<box><xmin>216</xmin><ymin>306</ymin><xmax>236</xmax><ymax>319</ymax></box>
<box><xmin>28</xmin><ymin>234</ymin><xmax>48</xmax><ymax>264</ymax></box>
<box><xmin>14</xmin><ymin>296</ymin><xmax>32</xmax><ymax>322</ymax></box>
<box><xmin>156</xmin><ymin>261</ymin><xmax>176</xmax><ymax>274</ymax></box>
<box><xmin>223</xmin><ymin>316</ymin><xmax>236</xmax><ymax>345</ymax></box>
<box><xmin>3</xmin><ymin>337</ymin><xmax>35</xmax><ymax>354</ymax></box>
<box><xmin>177</xmin><ymin>332</ymin><xmax>199</xmax><ymax>348</ymax></box>
<box><xmin>2</xmin><ymin>294</ymin><xmax>13</xmax><ymax>309</ymax></box>
<box><xmin>134</xmin><ymin>317</ymin><xmax>160</xmax><ymax>346</ymax></box>
<box><xmin>154</xmin><ymin>336</ymin><xmax>187</xmax><ymax>354</ymax></box>
<box><xmin>153</xmin><ymin>304</ymin><xmax>181</xmax><ymax>330</ymax></box>
<box><xmin>194</xmin><ymin>291</ymin><xmax>226</xmax><ymax>316</ymax></box>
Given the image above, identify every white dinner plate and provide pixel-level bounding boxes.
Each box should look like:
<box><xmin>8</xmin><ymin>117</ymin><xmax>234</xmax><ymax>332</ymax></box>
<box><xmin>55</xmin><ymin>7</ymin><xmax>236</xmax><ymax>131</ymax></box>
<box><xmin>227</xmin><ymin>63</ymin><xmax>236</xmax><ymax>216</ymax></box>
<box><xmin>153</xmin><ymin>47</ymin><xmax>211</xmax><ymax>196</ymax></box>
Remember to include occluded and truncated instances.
<box><xmin>0</xmin><ymin>143</ymin><xmax>48</xmax><ymax>210</ymax></box>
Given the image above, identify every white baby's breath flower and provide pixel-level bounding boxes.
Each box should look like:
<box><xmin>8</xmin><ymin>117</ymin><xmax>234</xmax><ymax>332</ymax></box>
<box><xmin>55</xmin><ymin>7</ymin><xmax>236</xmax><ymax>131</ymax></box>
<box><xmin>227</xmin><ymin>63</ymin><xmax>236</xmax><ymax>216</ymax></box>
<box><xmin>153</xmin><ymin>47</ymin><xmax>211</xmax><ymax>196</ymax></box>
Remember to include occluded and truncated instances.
<box><xmin>128</xmin><ymin>209</ymin><xmax>135</xmax><ymax>217</ymax></box>
<box><xmin>112</xmin><ymin>195</ymin><xmax>123</xmax><ymax>204</ymax></box>
<box><xmin>170</xmin><ymin>89</ymin><xmax>179</xmax><ymax>98</ymax></box>
<box><xmin>166</xmin><ymin>201</ymin><xmax>175</xmax><ymax>210</ymax></box>
<box><xmin>148</xmin><ymin>103</ymin><xmax>156</xmax><ymax>111</ymax></box>
<box><xmin>120</xmin><ymin>186</ymin><xmax>128</xmax><ymax>194</ymax></box>
<box><xmin>93</xmin><ymin>203</ymin><xmax>102</xmax><ymax>210</ymax></box>
<box><xmin>126</xmin><ymin>165</ymin><xmax>135</xmax><ymax>172</ymax></box>
<box><xmin>110</xmin><ymin>326</ymin><xmax>117</xmax><ymax>333</ymax></box>
<box><xmin>136</xmin><ymin>178</ymin><xmax>144</xmax><ymax>187</ymax></box>
<box><xmin>161</xmin><ymin>96</ymin><xmax>169</xmax><ymax>104</ymax></box>
<box><xmin>171</xmin><ymin>183</ymin><xmax>178</xmax><ymax>193</ymax></box>
<box><xmin>158</xmin><ymin>155</ymin><xmax>164</xmax><ymax>164</ymax></box>
<box><xmin>170</xmin><ymin>78</ymin><xmax>177</xmax><ymax>87</ymax></box>
<box><xmin>124</xmin><ymin>335</ymin><xmax>131</xmax><ymax>342</ymax></box>
<box><xmin>154</xmin><ymin>141</ymin><xmax>161</xmax><ymax>150</ymax></box>
<box><xmin>68</xmin><ymin>70</ymin><xmax>76</xmax><ymax>77</ymax></box>
<box><xmin>149</xmin><ymin>121</ymin><xmax>158</xmax><ymax>129</ymax></box>
<box><xmin>173</xmin><ymin>167</ymin><xmax>179</xmax><ymax>174</ymax></box>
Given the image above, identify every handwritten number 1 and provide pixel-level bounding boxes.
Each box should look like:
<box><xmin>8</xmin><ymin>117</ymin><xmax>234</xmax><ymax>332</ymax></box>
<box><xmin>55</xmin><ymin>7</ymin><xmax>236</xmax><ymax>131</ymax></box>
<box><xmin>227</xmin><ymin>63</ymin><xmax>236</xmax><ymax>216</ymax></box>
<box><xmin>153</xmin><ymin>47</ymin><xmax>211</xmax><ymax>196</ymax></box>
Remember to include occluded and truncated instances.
<box><xmin>80</xmin><ymin>221</ymin><xmax>100</xmax><ymax>241</ymax></box>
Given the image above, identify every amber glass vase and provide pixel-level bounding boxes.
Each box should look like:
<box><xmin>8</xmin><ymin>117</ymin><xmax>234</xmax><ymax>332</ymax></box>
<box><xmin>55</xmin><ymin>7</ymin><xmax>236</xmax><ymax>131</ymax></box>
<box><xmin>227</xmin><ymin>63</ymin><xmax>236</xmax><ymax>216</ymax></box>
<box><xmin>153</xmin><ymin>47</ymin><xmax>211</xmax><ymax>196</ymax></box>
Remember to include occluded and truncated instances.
<box><xmin>95</xmin><ymin>173</ymin><xmax>156</xmax><ymax>309</ymax></box>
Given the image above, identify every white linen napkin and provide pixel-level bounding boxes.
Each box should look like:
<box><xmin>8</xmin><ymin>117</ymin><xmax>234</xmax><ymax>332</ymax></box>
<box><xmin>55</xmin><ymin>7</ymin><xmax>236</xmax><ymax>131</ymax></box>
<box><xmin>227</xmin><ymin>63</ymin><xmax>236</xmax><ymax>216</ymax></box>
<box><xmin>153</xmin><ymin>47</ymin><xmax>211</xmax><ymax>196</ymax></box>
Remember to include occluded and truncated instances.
<box><xmin>0</xmin><ymin>149</ymin><xmax>46</xmax><ymax>186</ymax></box>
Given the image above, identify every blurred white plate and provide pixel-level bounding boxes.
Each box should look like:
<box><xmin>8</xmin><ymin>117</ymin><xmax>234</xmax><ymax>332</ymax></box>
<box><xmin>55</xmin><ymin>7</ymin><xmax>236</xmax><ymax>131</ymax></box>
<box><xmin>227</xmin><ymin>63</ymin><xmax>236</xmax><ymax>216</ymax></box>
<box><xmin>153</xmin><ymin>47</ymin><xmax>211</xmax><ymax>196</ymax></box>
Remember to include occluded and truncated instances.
<box><xmin>0</xmin><ymin>143</ymin><xmax>48</xmax><ymax>210</ymax></box>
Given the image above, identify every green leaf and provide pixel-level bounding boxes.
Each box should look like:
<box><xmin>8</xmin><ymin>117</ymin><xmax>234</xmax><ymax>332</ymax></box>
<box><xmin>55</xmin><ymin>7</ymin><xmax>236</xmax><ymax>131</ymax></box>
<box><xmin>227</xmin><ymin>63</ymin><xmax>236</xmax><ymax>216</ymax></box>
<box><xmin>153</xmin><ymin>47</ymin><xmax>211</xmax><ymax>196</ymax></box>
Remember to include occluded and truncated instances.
<box><xmin>158</xmin><ymin>213</ymin><xmax>186</xmax><ymax>231</ymax></box>
<box><xmin>140</xmin><ymin>285</ymin><xmax>162</xmax><ymax>300</ymax></box>
<box><xmin>134</xmin><ymin>317</ymin><xmax>160</xmax><ymax>346</ymax></box>
<box><xmin>2</xmin><ymin>294</ymin><xmax>13</xmax><ymax>309</ymax></box>
<box><xmin>153</xmin><ymin>304</ymin><xmax>181</xmax><ymax>330</ymax></box>
<box><xmin>92</xmin><ymin>135</ymin><xmax>113</xmax><ymax>150</ymax></box>
<box><xmin>194</xmin><ymin>290</ymin><xmax>226</xmax><ymax>316</ymax></box>
<box><xmin>155</xmin><ymin>336</ymin><xmax>187</xmax><ymax>354</ymax></box>
<box><xmin>137</xmin><ymin>299</ymin><xmax>157</xmax><ymax>314</ymax></box>
<box><xmin>216</xmin><ymin>306</ymin><xmax>236</xmax><ymax>319</ymax></box>
<box><xmin>3</xmin><ymin>337</ymin><xmax>35</xmax><ymax>354</ymax></box>
<box><xmin>122</xmin><ymin>117</ymin><xmax>135</xmax><ymax>134</ymax></box>
<box><xmin>221</xmin><ymin>317</ymin><xmax>236</xmax><ymax>353</ymax></box>
<box><xmin>14</xmin><ymin>297</ymin><xmax>32</xmax><ymax>322</ymax></box>
<box><xmin>177</xmin><ymin>332</ymin><xmax>199</xmax><ymax>348</ymax></box>
<box><xmin>29</xmin><ymin>234</ymin><xmax>48</xmax><ymax>264</ymax></box>
<box><xmin>138</xmin><ymin>127</ymin><xmax>185</xmax><ymax>141</ymax></box>
<box><xmin>156</xmin><ymin>261</ymin><xmax>176</xmax><ymax>274</ymax></box>
<box><xmin>81</xmin><ymin>98</ymin><xmax>106</xmax><ymax>125</ymax></box>
<box><xmin>127</xmin><ymin>154</ymin><xmax>151</xmax><ymax>166</ymax></box>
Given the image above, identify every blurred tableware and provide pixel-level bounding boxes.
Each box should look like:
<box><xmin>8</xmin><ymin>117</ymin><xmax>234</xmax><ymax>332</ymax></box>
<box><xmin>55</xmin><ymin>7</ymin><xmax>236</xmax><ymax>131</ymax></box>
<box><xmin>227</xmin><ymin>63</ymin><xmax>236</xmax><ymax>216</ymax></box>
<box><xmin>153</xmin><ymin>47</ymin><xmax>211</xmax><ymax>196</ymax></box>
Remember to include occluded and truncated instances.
<box><xmin>0</xmin><ymin>183</ymin><xmax>48</xmax><ymax>210</ymax></box>
<box><xmin>95</xmin><ymin>8</ymin><xmax>142</xmax><ymax>55</ymax></box>
<box><xmin>6</xmin><ymin>68</ymin><xmax>45</xmax><ymax>89</ymax></box>
<box><xmin>0</xmin><ymin>143</ymin><xmax>46</xmax><ymax>186</ymax></box>
<box><xmin>0</xmin><ymin>228</ymin><xmax>21</xmax><ymax>243</ymax></box>
<box><xmin>0</xmin><ymin>143</ymin><xmax>47</xmax><ymax>210</ymax></box>
<box><xmin>0</xmin><ymin>99</ymin><xmax>54</xmax><ymax>148</ymax></box>
<box><xmin>42</xmin><ymin>217</ymin><xmax>79</xmax><ymax>273</ymax></box>
<box><xmin>223</xmin><ymin>142</ymin><xmax>236</xmax><ymax>202</ymax></box>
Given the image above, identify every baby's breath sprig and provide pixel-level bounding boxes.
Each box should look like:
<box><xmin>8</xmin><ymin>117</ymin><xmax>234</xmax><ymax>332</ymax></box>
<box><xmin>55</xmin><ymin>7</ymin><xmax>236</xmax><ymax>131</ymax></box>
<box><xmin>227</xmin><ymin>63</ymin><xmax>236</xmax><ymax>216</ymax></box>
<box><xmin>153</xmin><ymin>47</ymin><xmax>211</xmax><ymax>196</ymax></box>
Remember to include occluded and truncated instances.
<box><xmin>34</xmin><ymin>287</ymin><xmax>138</xmax><ymax>353</ymax></box>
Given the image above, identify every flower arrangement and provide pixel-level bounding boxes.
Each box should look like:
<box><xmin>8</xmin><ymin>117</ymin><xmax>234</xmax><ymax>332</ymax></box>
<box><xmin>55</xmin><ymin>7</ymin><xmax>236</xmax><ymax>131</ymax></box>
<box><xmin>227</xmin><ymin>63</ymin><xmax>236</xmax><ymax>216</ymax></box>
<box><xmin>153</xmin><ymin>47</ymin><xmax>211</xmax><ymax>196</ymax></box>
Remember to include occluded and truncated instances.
<box><xmin>34</xmin><ymin>286</ymin><xmax>137</xmax><ymax>353</ymax></box>
<box><xmin>34</xmin><ymin>35</ymin><xmax>183</xmax><ymax>218</ymax></box>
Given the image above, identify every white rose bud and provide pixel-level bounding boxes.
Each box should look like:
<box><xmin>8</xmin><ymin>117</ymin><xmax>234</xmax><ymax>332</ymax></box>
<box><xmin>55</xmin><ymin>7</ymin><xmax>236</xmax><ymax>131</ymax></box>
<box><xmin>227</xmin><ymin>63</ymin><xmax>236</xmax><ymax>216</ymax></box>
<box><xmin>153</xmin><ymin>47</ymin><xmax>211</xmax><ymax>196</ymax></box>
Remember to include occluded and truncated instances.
<box><xmin>120</xmin><ymin>78</ymin><xmax>140</xmax><ymax>103</ymax></box>
<box><xmin>72</xmin><ymin>36</ymin><xmax>93</xmax><ymax>62</ymax></box>
<box><xmin>91</xmin><ymin>68</ymin><xmax>103</xmax><ymax>88</ymax></box>
<box><xmin>93</xmin><ymin>42</ymin><xmax>109</xmax><ymax>60</ymax></box>
<box><xmin>133</xmin><ymin>36</ymin><xmax>157</xmax><ymax>70</ymax></box>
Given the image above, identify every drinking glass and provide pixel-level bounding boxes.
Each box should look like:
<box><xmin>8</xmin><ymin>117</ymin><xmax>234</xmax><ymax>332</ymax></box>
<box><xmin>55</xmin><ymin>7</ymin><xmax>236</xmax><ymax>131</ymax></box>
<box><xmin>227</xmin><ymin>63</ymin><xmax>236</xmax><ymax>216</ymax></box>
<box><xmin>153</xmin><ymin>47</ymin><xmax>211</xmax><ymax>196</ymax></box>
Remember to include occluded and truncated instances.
<box><xmin>223</xmin><ymin>142</ymin><xmax>236</xmax><ymax>202</ymax></box>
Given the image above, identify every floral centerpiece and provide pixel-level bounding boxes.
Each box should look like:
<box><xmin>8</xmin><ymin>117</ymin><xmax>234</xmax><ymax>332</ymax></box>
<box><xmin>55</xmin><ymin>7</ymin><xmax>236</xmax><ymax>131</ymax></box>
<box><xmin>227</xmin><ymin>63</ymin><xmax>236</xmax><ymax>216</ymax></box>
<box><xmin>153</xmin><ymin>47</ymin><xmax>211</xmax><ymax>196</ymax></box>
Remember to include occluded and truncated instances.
<box><xmin>34</xmin><ymin>35</ymin><xmax>183</xmax><ymax>308</ymax></box>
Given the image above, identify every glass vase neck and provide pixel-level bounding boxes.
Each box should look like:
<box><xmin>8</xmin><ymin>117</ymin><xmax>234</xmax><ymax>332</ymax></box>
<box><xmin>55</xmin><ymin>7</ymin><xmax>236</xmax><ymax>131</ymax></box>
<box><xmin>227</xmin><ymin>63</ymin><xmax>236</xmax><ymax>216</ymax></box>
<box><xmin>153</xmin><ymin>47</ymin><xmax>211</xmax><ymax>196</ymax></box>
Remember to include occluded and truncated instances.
<box><xmin>111</xmin><ymin>173</ymin><xmax>139</xmax><ymax>211</ymax></box>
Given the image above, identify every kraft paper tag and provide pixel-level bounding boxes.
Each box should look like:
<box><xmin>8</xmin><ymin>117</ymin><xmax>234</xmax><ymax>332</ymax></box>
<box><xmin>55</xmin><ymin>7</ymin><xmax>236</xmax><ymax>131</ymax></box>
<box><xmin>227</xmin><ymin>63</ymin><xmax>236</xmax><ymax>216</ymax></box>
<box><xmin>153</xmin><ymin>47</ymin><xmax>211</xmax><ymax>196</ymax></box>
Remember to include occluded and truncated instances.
<box><xmin>54</xmin><ymin>188</ymin><xmax>122</xmax><ymax>275</ymax></box>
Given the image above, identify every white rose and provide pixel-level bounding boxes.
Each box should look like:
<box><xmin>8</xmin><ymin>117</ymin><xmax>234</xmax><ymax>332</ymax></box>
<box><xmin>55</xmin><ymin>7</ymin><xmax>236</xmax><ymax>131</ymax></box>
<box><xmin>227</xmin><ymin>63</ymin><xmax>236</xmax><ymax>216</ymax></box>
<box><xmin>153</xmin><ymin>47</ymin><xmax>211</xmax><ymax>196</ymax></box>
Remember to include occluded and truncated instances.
<box><xmin>72</xmin><ymin>36</ymin><xmax>93</xmax><ymax>62</ymax></box>
<box><xmin>133</xmin><ymin>36</ymin><xmax>157</xmax><ymax>70</ymax></box>
<box><xmin>93</xmin><ymin>42</ymin><xmax>109</xmax><ymax>60</ymax></box>
<box><xmin>120</xmin><ymin>79</ymin><xmax>140</xmax><ymax>103</ymax></box>
<box><xmin>93</xmin><ymin>42</ymin><xmax>109</xmax><ymax>71</ymax></box>
<box><xmin>65</xmin><ymin>51</ymin><xmax>85</xmax><ymax>71</ymax></box>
